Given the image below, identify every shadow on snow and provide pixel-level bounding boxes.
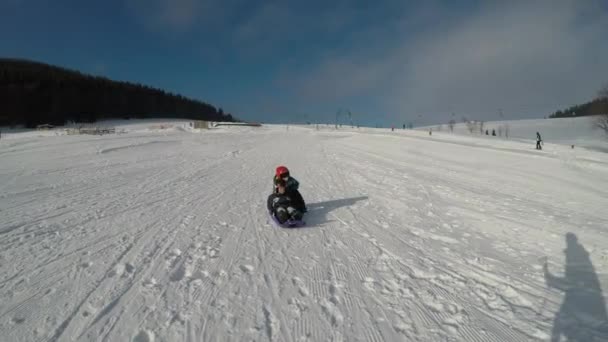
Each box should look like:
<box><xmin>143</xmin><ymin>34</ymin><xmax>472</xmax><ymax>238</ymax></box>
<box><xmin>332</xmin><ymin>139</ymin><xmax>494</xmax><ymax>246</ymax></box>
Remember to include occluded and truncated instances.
<box><xmin>544</xmin><ymin>232</ymin><xmax>608</xmax><ymax>341</ymax></box>
<box><xmin>302</xmin><ymin>196</ymin><xmax>369</xmax><ymax>227</ymax></box>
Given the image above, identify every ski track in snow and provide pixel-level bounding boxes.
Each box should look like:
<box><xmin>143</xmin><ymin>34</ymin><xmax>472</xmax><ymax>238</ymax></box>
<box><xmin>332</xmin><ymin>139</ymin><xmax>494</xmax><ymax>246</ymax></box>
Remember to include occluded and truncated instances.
<box><xmin>1</xmin><ymin>124</ymin><xmax>607</xmax><ymax>341</ymax></box>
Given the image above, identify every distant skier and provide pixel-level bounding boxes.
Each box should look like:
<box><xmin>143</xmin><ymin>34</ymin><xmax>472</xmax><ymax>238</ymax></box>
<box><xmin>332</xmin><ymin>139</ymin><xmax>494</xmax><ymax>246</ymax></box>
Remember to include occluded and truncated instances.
<box><xmin>267</xmin><ymin>179</ymin><xmax>304</xmax><ymax>224</ymax></box>
<box><xmin>485</xmin><ymin>129</ymin><xmax>489</xmax><ymax>135</ymax></box>
<box><xmin>429</xmin><ymin>128</ymin><xmax>432</xmax><ymax>136</ymax></box>
<box><xmin>536</xmin><ymin>132</ymin><xmax>543</xmax><ymax>150</ymax></box>
<box><xmin>273</xmin><ymin>166</ymin><xmax>306</xmax><ymax>212</ymax></box>
<box><xmin>492</xmin><ymin>129</ymin><xmax>496</xmax><ymax>136</ymax></box>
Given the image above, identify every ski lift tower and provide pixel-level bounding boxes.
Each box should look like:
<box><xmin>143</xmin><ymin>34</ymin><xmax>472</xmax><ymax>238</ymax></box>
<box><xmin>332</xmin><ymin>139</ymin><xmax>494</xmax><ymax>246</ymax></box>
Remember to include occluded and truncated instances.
<box><xmin>335</xmin><ymin>109</ymin><xmax>352</xmax><ymax>129</ymax></box>
<box><xmin>335</xmin><ymin>109</ymin><xmax>340</xmax><ymax>129</ymax></box>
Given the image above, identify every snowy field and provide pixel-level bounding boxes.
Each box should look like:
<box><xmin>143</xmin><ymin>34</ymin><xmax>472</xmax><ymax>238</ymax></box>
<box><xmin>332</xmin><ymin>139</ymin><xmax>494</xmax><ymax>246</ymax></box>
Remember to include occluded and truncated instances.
<box><xmin>1</xmin><ymin>122</ymin><xmax>607</xmax><ymax>341</ymax></box>
<box><xmin>419</xmin><ymin>116</ymin><xmax>608</xmax><ymax>153</ymax></box>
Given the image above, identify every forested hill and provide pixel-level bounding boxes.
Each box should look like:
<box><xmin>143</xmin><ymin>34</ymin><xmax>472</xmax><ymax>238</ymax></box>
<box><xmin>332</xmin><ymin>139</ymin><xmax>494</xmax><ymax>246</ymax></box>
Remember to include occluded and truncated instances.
<box><xmin>0</xmin><ymin>58</ymin><xmax>237</xmax><ymax>127</ymax></box>
<box><xmin>550</xmin><ymin>87</ymin><xmax>608</xmax><ymax>118</ymax></box>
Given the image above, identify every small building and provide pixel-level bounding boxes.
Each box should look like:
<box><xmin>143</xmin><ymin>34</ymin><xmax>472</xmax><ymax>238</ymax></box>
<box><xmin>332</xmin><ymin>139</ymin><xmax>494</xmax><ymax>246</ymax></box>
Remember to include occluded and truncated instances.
<box><xmin>36</xmin><ymin>124</ymin><xmax>55</xmax><ymax>130</ymax></box>
<box><xmin>213</xmin><ymin>122</ymin><xmax>262</xmax><ymax>127</ymax></box>
<box><xmin>193</xmin><ymin>121</ymin><xmax>210</xmax><ymax>129</ymax></box>
<box><xmin>78</xmin><ymin>127</ymin><xmax>115</xmax><ymax>135</ymax></box>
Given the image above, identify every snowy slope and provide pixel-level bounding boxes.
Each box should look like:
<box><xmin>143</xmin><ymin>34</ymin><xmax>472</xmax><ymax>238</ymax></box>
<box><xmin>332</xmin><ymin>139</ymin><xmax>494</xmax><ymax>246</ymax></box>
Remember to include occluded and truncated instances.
<box><xmin>419</xmin><ymin>116</ymin><xmax>608</xmax><ymax>152</ymax></box>
<box><xmin>1</xmin><ymin>123</ymin><xmax>607</xmax><ymax>341</ymax></box>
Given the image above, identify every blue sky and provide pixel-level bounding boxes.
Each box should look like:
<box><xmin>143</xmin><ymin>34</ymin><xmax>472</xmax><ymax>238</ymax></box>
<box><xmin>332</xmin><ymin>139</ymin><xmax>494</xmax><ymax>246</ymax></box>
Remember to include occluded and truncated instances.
<box><xmin>1</xmin><ymin>0</ymin><xmax>608</xmax><ymax>126</ymax></box>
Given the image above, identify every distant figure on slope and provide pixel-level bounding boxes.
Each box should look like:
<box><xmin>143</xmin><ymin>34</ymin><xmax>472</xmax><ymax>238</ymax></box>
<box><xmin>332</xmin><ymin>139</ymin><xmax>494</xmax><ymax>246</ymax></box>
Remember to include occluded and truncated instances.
<box><xmin>273</xmin><ymin>165</ymin><xmax>306</xmax><ymax>212</ymax></box>
<box><xmin>492</xmin><ymin>129</ymin><xmax>496</xmax><ymax>136</ymax></box>
<box><xmin>485</xmin><ymin>129</ymin><xmax>489</xmax><ymax>135</ymax></box>
<box><xmin>536</xmin><ymin>132</ymin><xmax>543</xmax><ymax>150</ymax></box>
<box><xmin>267</xmin><ymin>179</ymin><xmax>304</xmax><ymax>224</ymax></box>
<box><xmin>429</xmin><ymin>128</ymin><xmax>432</xmax><ymax>136</ymax></box>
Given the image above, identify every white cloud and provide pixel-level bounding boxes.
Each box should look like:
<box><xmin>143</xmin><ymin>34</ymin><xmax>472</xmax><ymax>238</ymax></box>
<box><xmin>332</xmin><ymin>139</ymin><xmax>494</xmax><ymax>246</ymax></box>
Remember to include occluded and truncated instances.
<box><xmin>125</xmin><ymin>0</ymin><xmax>229</xmax><ymax>33</ymax></box>
<box><xmin>395</xmin><ymin>1</ymin><xmax>608</xmax><ymax>120</ymax></box>
<box><xmin>279</xmin><ymin>1</ymin><xmax>608</xmax><ymax>124</ymax></box>
<box><xmin>124</xmin><ymin>0</ymin><xmax>608</xmax><ymax>125</ymax></box>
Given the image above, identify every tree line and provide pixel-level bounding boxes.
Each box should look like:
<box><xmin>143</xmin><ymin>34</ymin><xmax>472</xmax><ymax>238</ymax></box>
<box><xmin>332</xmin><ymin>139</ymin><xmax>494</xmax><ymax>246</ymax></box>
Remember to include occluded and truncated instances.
<box><xmin>0</xmin><ymin>58</ymin><xmax>237</xmax><ymax>127</ymax></box>
<box><xmin>550</xmin><ymin>84</ymin><xmax>608</xmax><ymax>118</ymax></box>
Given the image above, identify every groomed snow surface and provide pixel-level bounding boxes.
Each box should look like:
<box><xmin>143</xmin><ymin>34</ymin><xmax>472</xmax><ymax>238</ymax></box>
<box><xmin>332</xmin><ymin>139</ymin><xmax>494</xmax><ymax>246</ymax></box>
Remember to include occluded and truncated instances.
<box><xmin>1</xmin><ymin>121</ymin><xmax>607</xmax><ymax>341</ymax></box>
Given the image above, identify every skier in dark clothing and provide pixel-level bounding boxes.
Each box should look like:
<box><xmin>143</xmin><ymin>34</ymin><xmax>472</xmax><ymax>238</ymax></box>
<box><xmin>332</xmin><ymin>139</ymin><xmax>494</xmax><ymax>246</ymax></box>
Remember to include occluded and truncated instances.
<box><xmin>536</xmin><ymin>132</ymin><xmax>543</xmax><ymax>150</ymax></box>
<box><xmin>267</xmin><ymin>179</ymin><xmax>304</xmax><ymax>224</ymax></box>
<box><xmin>273</xmin><ymin>166</ymin><xmax>306</xmax><ymax>212</ymax></box>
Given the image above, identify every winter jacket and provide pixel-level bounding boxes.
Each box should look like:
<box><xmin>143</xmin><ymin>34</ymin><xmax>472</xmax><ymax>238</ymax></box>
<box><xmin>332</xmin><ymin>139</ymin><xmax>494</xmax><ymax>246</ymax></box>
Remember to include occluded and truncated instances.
<box><xmin>271</xmin><ymin>176</ymin><xmax>306</xmax><ymax>212</ymax></box>
<box><xmin>267</xmin><ymin>192</ymin><xmax>295</xmax><ymax>213</ymax></box>
<box><xmin>268</xmin><ymin>188</ymin><xmax>307</xmax><ymax>211</ymax></box>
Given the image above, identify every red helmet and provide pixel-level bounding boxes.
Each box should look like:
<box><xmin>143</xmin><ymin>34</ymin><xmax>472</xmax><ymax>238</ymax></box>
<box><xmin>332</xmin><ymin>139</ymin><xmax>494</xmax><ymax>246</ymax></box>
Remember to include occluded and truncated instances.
<box><xmin>275</xmin><ymin>165</ymin><xmax>290</xmax><ymax>178</ymax></box>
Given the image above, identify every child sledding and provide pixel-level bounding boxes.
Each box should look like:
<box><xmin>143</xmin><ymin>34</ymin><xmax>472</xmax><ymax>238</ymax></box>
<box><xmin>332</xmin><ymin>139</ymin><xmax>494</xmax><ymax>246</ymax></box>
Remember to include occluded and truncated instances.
<box><xmin>267</xmin><ymin>166</ymin><xmax>306</xmax><ymax>227</ymax></box>
<box><xmin>272</xmin><ymin>166</ymin><xmax>306</xmax><ymax>212</ymax></box>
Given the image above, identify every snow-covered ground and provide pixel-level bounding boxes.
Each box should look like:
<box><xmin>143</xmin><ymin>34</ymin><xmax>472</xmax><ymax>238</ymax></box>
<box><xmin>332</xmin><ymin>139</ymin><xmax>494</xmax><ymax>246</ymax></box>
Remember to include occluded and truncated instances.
<box><xmin>419</xmin><ymin>116</ymin><xmax>608</xmax><ymax>153</ymax></box>
<box><xmin>1</xmin><ymin>122</ymin><xmax>607</xmax><ymax>341</ymax></box>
